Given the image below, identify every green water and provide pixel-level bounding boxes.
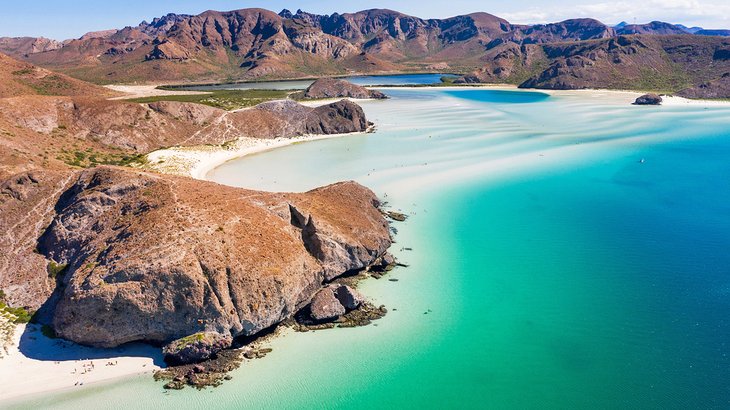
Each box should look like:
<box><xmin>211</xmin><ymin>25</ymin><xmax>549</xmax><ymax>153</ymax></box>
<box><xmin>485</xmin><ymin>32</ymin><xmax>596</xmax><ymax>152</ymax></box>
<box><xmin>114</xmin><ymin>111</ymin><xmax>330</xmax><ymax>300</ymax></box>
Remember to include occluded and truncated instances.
<box><xmin>8</xmin><ymin>88</ymin><xmax>730</xmax><ymax>409</ymax></box>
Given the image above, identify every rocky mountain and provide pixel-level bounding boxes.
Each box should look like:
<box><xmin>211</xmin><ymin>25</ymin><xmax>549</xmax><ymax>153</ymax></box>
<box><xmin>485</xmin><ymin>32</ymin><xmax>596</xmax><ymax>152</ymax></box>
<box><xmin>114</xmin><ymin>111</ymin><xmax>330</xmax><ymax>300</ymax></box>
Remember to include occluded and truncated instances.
<box><xmin>0</xmin><ymin>8</ymin><xmax>662</xmax><ymax>84</ymax></box>
<box><xmin>696</xmin><ymin>29</ymin><xmax>730</xmax><ymax>37</ymax></box>
<box><xmin>2</xmin><ymin>7</ymin><xmax>730</xmax><ymax>94</ymax></box>
<box><xmin>464</xmin><ymin>34</ymin><xmax>730</xmax><ymax>94</ymax></box>
<box><xmin>616</xmin><ymin>21</ymin><xmax>688</xmax><ymax>35</ymax></box>
<box><xmin>22</xmin><ymin>166</ymin><xmax>390</xmax><ymax>347</ymax></box>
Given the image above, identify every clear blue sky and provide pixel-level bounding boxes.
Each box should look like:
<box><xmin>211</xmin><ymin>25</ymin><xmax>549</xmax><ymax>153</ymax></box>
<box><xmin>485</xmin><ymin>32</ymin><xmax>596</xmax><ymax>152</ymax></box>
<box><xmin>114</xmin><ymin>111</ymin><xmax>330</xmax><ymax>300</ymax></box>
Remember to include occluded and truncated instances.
<box><xmin>2</xmin><ymin>0</ymin><xmax>729</xmax><ymax>40</ymax></box>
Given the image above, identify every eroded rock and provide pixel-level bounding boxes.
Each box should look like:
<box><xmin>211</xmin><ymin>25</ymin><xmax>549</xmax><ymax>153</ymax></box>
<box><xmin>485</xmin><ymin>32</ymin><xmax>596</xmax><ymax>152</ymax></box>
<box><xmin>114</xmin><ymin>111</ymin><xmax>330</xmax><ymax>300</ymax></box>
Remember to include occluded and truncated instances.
<box><xmin>162</xmin><ymin>332</ymin><xmax>232</xmax><ymax>366</ymax></box>
<box><xmin>634</xmin><ymin>93</ymin><xmax>663</xmax><ymax>105</ymax></box>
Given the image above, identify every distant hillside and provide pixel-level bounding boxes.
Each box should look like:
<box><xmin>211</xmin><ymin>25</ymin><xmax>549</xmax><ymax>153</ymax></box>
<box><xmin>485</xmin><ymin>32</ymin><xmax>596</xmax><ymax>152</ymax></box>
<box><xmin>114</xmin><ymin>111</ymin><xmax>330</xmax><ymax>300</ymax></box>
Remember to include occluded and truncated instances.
<box><xmin>1</xmin><ymin>7</ymin><xmax>729</xmax><ymax>95</ymax></box>
<box><xmin>0</xmin><ymin>52</ymin><xmax>114</xmax><ymax>98</ymax></box>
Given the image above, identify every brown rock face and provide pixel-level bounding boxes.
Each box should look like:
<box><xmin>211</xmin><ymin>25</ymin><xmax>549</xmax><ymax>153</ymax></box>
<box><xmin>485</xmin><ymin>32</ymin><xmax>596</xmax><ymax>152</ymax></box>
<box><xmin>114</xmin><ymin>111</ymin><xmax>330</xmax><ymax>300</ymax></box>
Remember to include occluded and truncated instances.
<box><xmin>31</xmin><ymin>167</ymin><xmax>390</xmax><ymax>348</ymax></box>
<box><xmin>309</xmin><ymin>287</ymin><xmax>346</xmax><ymax>321</ymax></box>
<box><xmin>308</xmin><ymin>284</ymin><xmax>364</xmax><ymax>321</ymax></box>
<box><xmin>162</xmin><ymin>332</ymin><xmax>233</xmax><ymax>365</ymax></box>
<box><xmin>301</xmin><ymin>78</ymin><xmax>387</xmax><ymax>100</ymax></box>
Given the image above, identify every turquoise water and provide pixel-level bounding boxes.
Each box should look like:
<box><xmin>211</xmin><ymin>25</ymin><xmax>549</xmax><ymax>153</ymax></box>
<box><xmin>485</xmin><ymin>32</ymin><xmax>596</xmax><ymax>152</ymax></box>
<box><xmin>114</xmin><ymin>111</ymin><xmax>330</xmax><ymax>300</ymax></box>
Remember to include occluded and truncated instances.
<box><xmin>181</xmin><ymin>73</ymin><xmax>454</xmax><ymax>90</ymax></box>
<box><xmin>8</xmin><ymin>88</ymin><xmax>730</xmax><ymax>409</ymax></box>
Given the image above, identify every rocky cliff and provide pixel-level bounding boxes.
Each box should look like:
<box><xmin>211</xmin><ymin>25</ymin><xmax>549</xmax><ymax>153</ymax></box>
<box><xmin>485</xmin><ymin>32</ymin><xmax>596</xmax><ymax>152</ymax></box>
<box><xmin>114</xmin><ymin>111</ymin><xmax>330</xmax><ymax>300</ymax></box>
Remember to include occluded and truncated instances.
<box><xmin>15</xmin><ymin>166</ymin><xmax>389</xmax><ymax>347</ymax></box>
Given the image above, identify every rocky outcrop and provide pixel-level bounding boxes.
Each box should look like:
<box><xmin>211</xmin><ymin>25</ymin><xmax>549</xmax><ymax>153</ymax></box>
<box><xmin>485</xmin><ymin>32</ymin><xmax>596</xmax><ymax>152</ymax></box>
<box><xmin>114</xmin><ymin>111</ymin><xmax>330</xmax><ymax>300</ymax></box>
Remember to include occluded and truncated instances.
<box><xmin>162</xmin><ymin>332</ymin><xmax>233</xmax><ymax>365</ymax></box>
<box><xmin>634</xmin><ymin>93</ymin><xmax>663</xmax><ymax>105</ymax></box>
<box><xmin>24</xmin><ymin>167</ymin><xmax>391</xmax><ymax>348</ymax></box>
<box><xmin>308</xmin><ymin>284</ymin><xmax>364</xmax><ymax>321</ymax></box>
<box><xmin>309</xmin><ymin>287</ymin><xmax>346</xmax><ymax>321</ymax></box>
<box><xmin>677</xmin><ymin>73</ymin><xmax>730</xmax><ymax>99</ymax></box>
<box><xmin>299</xmin><ymin>78</ymin><xmax>387</xmax><ymax>100</ymax></box>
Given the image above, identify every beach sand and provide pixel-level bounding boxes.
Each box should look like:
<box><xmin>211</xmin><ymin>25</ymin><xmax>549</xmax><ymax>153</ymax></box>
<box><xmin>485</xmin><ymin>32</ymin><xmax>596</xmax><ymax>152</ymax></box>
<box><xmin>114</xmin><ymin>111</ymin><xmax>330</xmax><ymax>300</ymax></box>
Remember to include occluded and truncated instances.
<box><xmin>105</xmin><ymin>84</ymin><xmax>209</xmax><ymax>100</ymax></box>
<box><xmin>144</xmin><ymin>131</ymin><xmax>371</xmax><ymax>180</ymax></box>
<box><xmin>0</xmin><ymin>324</ymin><xmax>162</xmax><ymax>401</ymax></box>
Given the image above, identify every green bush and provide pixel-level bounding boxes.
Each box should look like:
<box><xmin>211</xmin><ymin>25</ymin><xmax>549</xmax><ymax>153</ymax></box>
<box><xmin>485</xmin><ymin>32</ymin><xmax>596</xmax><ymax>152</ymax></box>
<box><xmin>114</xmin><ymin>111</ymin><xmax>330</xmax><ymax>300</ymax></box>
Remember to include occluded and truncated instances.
<box><xmin>48</xmin><ymin>261</ymin><xmax>68</xmax><ymax>279</ymax></box>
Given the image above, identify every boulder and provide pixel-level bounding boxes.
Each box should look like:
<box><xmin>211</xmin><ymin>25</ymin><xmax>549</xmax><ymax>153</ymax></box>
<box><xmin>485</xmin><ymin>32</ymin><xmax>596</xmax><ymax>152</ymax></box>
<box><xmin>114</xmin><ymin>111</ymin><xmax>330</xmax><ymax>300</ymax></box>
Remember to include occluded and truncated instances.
<box><xmin>309</xmin><ymin>287</ymin><xmax>346</xmax><ymax>321</ymax></box>
<box><xmin>162</xmin><ymin>332</ymin><xmax>232</xmax><ymax>366</ymax></box>
<box><xmin>633</xmin><ymin>93</ymin><xmax>662</xmax><ymax>105</ymax></box>
<box><xmin>334</xmin><ymin>285</ymin><xmax>364</xmax><ymax>310</ymax></box>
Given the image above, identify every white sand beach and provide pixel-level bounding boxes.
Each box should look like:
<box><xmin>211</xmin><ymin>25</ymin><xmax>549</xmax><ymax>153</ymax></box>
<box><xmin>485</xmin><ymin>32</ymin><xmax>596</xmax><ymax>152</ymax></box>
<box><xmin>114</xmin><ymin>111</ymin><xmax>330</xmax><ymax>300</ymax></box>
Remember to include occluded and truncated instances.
<box><xmin>0</xmin><ymin>323</ymin><xmax>162</xmax><ymax>401</ymax></box>
<box><xmin>105</xmin><ymin>84</ymin><xmax>209</xmax><ymax>100</ymax></box>
<box><xmin>144</xmin><ymin>131</ymin><xmax>370</xmax><ymax>180</ymax></box>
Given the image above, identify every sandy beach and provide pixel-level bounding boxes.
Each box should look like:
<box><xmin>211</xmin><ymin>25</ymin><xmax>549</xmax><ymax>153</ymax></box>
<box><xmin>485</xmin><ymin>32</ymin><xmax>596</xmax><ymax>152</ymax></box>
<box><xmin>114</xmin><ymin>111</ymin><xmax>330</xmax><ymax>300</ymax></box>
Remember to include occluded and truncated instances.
<box><xmin>105</xmin><ymin>84</ymin><xmax>209</xmax><ymax>100</ymax></box>
<box><xmin>144</xmin><ymin>131</ymin><xmax>371</xmax><ymax>180</ymax></box>
<box><xmin>0</xmin><ymin>323</ymin><xmax>162</xmax><ymax>401</ymax></box>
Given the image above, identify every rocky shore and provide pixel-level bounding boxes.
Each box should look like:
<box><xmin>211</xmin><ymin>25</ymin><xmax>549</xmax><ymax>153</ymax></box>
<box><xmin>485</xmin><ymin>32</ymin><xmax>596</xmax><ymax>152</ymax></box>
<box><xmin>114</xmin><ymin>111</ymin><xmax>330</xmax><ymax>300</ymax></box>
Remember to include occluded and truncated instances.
<box><xmin>153</xmin><ymin>250</ymin><xmax>401</xmax><ymax>390</ymax></box>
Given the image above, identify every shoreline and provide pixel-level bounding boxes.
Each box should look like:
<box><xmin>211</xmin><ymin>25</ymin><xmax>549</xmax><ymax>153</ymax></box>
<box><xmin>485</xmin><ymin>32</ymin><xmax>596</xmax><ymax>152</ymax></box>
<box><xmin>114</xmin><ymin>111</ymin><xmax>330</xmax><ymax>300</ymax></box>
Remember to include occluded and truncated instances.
<box><xmin>105</xmin><ymin>84</ymin><xmax>210</xmax><ymax>100</ymax></box>
<box><xmin>141</xmin><ymin>86</ymin><xmax>730</xmax><ymax>182</ymax></box>
<box><xmin>144</xmin><ymin>129</ymin><xmax>372</xmax><ymax>181</ymax></box>
<box><xmin>0</xmin><ymin>323</ymin><xmax>162</xmax><ymax>401</ymax></box>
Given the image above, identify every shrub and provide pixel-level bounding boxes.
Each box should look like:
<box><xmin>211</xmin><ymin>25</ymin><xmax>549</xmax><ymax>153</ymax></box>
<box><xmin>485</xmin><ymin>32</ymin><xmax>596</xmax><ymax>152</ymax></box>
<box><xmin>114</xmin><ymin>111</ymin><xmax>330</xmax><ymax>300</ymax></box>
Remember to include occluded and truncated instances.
<box><xmin>48</xmin><ymin>261</ymin><xmax>68</xmax><ymax>279</ymax></box>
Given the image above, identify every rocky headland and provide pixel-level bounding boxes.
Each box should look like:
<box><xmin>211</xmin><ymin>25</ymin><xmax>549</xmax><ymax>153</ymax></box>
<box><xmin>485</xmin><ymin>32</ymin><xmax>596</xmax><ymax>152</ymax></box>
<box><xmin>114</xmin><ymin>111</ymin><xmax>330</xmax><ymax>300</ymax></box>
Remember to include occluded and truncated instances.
<box><xmin>0</xmin><ymin>52</ymin><xmax>397</xmax><ymax>392</ymax></box>
<box><xmin>295</xmin><ymin>78</ymin><xmax>388</xmax><ymax>100</ymax></box>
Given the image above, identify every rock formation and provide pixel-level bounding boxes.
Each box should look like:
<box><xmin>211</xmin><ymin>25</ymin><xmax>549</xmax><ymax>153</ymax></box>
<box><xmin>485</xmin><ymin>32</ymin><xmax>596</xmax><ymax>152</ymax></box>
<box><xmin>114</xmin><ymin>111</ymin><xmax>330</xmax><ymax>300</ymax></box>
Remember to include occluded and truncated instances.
<box><xmin>163</xmin><ymin>332</ymin><xmax>233</xmax><ymax>365</ymax></box>
<box><xmin>29</xmin><ymin>167</ymin><xmax>390</xmax><ymax>348</ymax></box>
<box><xmin>634</xmin><ymin>93</ymin><xmax>663</xmax><ymax>105</ymax></box>
<box><xmin>298</xmin><ymin>78</ymin><xmax>387</xmax><ymax>100</ymax></box>
<box><xmin>308</xmin><ymin>284</ymin><xmax>365</xmax><ymax>321</ymax></box>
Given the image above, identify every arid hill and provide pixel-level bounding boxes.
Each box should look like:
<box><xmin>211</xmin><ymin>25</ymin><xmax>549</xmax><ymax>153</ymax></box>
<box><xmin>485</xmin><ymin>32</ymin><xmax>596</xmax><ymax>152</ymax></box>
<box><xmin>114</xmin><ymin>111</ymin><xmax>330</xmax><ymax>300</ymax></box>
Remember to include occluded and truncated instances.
<box><xmin>677</xmin><ymin>72</ymin><xmax>730</xmax><ymax>99</ymax></box>
<box><xmin>0</xmin><ymin>52</ymin><xmax>114</xmax><ymax>98</ymax></box>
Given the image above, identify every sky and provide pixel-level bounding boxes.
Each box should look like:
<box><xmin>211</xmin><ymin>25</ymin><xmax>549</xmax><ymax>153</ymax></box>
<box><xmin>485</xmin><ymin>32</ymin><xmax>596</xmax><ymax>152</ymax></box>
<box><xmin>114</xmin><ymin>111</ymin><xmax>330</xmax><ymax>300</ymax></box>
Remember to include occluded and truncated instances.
<box><xmin>1</xmin><ymin>0</ymin><xmax>729</xmax><ymax>40</ymax></box>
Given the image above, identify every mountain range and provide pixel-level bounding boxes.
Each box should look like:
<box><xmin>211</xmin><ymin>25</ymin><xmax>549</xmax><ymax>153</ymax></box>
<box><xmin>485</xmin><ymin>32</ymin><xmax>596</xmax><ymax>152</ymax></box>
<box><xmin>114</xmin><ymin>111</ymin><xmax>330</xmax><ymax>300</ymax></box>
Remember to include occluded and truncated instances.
<box><xmin>1</xmin><ymin>8</ymin><xmax>730</xmax><ymax>93</ymax></box>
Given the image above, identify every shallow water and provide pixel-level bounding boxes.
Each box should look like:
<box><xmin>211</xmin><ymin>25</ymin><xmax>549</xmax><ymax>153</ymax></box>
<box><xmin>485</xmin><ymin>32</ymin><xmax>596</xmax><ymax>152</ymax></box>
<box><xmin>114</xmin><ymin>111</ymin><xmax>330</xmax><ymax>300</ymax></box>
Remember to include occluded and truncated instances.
<box><xmin>9</xmin><ymin>88</ymin><xmax>730</xmax><ymax>409</ymax></box>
